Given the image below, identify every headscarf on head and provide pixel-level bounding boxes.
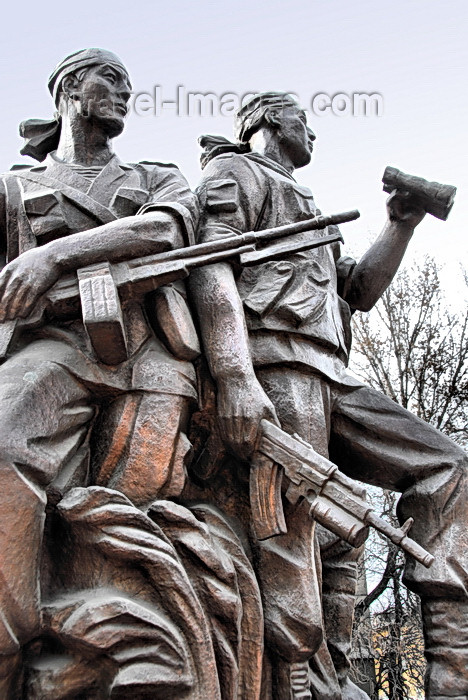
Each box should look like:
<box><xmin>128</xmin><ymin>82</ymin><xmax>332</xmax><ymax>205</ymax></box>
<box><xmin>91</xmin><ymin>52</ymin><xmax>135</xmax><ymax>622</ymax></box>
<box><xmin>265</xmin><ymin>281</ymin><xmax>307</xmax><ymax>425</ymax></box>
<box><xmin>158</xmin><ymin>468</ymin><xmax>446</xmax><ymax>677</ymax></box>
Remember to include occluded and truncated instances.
<box><xmin>235</xmin><ymin>92</ymin><xmax>299</xmax><ymax>143</ymax></box>
<box><xmin>20</xmin><ymin>48</ymin><xmax>130</xmax><ymax>162</ymax></box>
<box><xmin>199</xmin><ymin>92</ymin><xmax>299</xmax><ymax>169</ymax></box>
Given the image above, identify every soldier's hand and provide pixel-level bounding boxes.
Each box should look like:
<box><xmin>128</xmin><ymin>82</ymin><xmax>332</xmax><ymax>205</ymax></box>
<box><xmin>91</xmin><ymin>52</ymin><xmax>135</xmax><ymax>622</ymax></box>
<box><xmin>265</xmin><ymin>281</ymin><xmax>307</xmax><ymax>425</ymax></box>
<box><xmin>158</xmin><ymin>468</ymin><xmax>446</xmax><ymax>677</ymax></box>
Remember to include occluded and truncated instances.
<box><xmin>216</xmin><ymin>375</ymin><xmax>280</xmax><ymax>460</ymax></box>
<box><xmin>0</xmin><ymin>247</ymin><xmax>60</xmax><ymax>321</ymax></box>
<box><xmin>386</xmin><ymin>189</ymin><xmax>426</xmax><ymax>229</ymax></box>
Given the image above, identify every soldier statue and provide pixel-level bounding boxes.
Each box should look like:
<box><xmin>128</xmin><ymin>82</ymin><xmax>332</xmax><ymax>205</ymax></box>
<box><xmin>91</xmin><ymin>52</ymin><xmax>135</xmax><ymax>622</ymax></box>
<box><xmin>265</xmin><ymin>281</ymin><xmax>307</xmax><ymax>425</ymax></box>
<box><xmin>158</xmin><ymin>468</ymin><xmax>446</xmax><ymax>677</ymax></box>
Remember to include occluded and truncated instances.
<box><xmin>0</xmin><ymin>48</ymin><xmax>200</xmax><ymax>697</ymax></box>
<box><xmin>192</xmin><ymin>92</ymin><xmax>468</xmax><ymax>700</ymax></box>
<box><xmin>0</xmin><ymin>56</ymin><xmax>466</xmax><ymax>700</ymax></box>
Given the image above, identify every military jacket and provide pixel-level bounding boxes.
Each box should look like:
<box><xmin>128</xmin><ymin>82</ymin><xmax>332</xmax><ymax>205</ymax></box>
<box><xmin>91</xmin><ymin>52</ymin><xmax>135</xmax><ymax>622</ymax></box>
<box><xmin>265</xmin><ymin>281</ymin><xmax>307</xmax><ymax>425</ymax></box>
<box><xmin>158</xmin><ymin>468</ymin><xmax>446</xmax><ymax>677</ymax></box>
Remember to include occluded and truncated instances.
<box><xmin>0</xmin><ymin>152</ymin><xmax>199</xmax><ymax>398</ymax></box>
<box><xmin>196</xmin><ymin>152</ymin><xmax>361</xmax><ymax>385</ymax></box>
<box><xmin>0</xmin><ymin>152</ymin><xmax>197</xmax><ymax>259</ymax></box>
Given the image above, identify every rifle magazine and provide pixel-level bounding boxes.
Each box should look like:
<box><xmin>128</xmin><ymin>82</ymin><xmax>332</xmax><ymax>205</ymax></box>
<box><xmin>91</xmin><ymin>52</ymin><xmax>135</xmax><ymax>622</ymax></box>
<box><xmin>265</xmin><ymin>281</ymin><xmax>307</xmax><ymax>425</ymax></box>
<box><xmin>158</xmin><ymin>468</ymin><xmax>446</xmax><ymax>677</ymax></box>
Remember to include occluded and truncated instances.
<box><xmin>250</xmin><ymin>452</ymin><xmax>287</xmax><ymax>540</ymax></box>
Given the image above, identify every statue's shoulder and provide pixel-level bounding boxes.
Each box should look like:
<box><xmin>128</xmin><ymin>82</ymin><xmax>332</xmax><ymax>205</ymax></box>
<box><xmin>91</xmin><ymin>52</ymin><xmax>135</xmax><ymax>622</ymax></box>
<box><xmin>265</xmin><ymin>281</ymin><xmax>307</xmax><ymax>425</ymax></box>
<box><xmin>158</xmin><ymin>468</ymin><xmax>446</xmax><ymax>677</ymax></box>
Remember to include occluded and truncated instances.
<box><xmin>201</xmin><ymin>152</ymin><xmax>259</xmax><ymax>181</ymax></box>
<box><xmin>132</xmin><ymin>160</ymin><xmax>182</xmax><ymax>176</ymax></box>
<box><xmin>208</xmin><ymin>152</ymin><xmax>252</xmax><ymax>167</ymax></box>
<box><xmin>130</xmin><ymin>160</ymin><xmax>190</xmax><ymax>190</ymax></box>
<box><xmin>0</xmin><ymin>163</ymin><xmax>47</xmax><ymax>200</ymax></box>
<box><xmin>135</xmin><ymin>159</ymin><xmax>180</xmax><ymax>169</ymax></box>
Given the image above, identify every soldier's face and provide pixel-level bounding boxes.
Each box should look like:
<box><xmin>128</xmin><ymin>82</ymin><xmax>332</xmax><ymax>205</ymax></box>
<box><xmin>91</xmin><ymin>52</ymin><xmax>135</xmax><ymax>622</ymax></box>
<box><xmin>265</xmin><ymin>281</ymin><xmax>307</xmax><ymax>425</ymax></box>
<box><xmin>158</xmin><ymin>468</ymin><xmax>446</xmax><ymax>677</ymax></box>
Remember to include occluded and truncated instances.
<box><xmin>277</xmin><ymin>106</ymin><xmax>316</xmax><ymax>169</ymax></box>
<box><xmin>74</xmin><ymin>64</ymin><xmax>132</xmax><ymax>137</ymax></box>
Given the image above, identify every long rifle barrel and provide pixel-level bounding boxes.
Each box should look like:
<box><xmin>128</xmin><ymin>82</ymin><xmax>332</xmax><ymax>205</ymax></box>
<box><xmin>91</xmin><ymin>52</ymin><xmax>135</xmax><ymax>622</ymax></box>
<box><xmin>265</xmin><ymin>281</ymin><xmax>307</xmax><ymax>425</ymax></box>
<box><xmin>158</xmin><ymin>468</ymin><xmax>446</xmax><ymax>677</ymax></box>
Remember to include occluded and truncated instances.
<box><xmin>0</xmin><ymin>209</ymin><xmax>360</xmax><ymax>364</ymax></box>
<box><xmin>125</xmin><ymin>209</ymin><xmax>360</xmax><ymax>269</ymax></box>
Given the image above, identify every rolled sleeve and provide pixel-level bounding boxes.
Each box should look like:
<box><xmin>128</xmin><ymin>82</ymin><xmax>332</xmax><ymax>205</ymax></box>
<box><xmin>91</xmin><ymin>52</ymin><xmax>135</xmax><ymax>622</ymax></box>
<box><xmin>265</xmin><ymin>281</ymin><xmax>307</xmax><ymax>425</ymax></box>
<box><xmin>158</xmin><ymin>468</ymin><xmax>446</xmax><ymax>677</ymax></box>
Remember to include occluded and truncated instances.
<box><xmin>137</xmin><ymin>163</ymin><xmax>199</xmax><ymax>246</ymax></box>
<box><xmin>336</xmin><ymin>254</ymin><xmax>357</xmax><ymax>300</ymax></box>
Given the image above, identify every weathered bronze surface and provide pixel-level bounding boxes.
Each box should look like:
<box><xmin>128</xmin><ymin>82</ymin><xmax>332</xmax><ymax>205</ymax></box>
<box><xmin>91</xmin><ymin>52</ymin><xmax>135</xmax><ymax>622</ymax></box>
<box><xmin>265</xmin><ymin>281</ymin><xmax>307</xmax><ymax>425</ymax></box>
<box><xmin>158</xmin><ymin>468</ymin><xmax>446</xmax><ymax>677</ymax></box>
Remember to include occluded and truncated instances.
<box><xmin>0</xmin><ymin>58</ymin><xmax>466</xmax><ymax>700</ymax></box>
<box><xmin>190</xmin><ymin>93</ymin><xmax>467</xmax><ymax>699</ymax></box>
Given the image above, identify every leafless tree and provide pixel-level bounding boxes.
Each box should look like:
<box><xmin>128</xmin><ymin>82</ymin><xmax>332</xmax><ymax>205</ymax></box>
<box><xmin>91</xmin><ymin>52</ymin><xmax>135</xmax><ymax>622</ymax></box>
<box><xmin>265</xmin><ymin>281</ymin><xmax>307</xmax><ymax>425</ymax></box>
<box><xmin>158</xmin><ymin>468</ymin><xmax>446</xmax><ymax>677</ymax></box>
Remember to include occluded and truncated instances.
<box><xmin>351</xmin><ymin>257</ymin><xmax>467</xmax><ymax>445</ymax></box>
<box><xmin>348</xmin><ymin>258</ymin><xmax>467</xmax><ymax>698</ymax></box>
<box><xmin>351</xmin><ymin>491</ymin><xmax>426</xmax><ymax>700</ymax></box>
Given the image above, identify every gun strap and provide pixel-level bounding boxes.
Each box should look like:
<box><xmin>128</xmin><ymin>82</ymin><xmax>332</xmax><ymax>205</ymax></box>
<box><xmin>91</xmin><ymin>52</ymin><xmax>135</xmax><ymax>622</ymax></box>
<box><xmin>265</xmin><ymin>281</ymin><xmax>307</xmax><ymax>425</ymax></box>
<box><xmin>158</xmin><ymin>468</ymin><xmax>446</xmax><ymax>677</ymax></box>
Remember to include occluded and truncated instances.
<box><xmin>14</xmin><ymin>171</ymin><xmax>118</xmax><ymax>225</ymax></box>
<box><xmin>3</xmin><ymin>175</ymin><xmax>35</xmax><ymax>262</ymax></box>
<box><xmin>253</xmin><ymin>192</ymin><xmax>270</xmax><ymax>232</ymax></box>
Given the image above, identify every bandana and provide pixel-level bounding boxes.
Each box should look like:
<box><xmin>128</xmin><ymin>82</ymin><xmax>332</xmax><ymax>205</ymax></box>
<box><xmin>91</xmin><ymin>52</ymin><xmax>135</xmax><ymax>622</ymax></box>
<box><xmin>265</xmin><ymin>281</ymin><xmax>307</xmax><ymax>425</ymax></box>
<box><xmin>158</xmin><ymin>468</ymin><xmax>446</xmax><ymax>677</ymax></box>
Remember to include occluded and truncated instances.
<box><xmin>48</xmin><ymin>48</ymin><xmax>130</xmax><ymax>103</ymax></box>
<box><xmin>235</xmin><ymin>92</ymin><xmax>299</xmax><ymax>143</ymax></box>
<box><xmin>199</xmin><ymin>92</ymin><xmax>300</xmax><ymax>168</ymax></box>
<box><xmin>20</xmin><ymin>48</ymin><xmax>130</xmax><ymax>162</ymax></box>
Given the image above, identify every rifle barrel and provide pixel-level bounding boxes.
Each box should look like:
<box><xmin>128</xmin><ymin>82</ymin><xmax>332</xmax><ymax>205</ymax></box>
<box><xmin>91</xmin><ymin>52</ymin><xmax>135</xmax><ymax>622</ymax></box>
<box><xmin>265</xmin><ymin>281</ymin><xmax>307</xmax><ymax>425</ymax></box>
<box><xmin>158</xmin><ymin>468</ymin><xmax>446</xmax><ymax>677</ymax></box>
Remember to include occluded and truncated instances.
<box><xmin>366</xmin><ymin>511</ymin><xmax>434</xmax><ymax>568</ymax></box>
<box><xmin>252</xmin><ymin>209</ymin><xmax>359</xmax><ymax>243</ymax></box>
<box><xmin>126</xmin><ymin>209</ymin><xmax>360</xmax><ymax>269</ymax></box>
<box><xmin>0</xmin><ymin>209</ymin><xmax>360</xmax><ymax>360</ymax></box>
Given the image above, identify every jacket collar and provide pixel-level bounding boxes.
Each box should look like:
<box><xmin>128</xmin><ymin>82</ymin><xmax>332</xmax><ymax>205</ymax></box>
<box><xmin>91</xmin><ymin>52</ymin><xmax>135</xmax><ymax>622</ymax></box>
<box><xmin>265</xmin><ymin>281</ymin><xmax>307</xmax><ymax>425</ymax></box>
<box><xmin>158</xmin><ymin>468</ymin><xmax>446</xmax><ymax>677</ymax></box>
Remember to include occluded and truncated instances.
<box><xmin>36</xmin><ymin>152</ymin><xmax>132</xmax><ymax>207</ymax></box>
<box><xmin>245</xmin><ymin>152</ymin><xmax>297</xmax><ymax>181</ymax></box>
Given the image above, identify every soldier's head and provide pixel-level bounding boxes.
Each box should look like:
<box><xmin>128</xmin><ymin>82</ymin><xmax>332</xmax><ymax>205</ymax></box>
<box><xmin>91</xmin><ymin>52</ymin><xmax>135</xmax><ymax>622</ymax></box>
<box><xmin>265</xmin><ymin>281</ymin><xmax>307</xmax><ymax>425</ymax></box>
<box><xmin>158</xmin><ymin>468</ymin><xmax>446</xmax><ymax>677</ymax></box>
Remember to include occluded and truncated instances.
<box><xmin>235</xmin><ymin>92</ymin><xmax>316</xmax><ymax>171</ymax></box>
<box><xmin>20</xmin><ymin>49</ymin><xmax>132</xmax><ymax>161</ymax></box>
<box><xmin>48</xmin><ymin>48</ymin><xmax>132</xmax><ymax>138</ymax></box>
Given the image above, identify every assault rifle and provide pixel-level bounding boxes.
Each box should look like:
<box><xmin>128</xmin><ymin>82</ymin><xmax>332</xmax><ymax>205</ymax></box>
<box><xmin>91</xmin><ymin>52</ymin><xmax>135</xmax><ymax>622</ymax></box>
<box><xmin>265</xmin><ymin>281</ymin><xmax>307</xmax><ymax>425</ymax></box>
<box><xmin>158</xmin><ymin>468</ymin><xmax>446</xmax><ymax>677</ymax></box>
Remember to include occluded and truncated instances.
<box><xmin>0</xmin><ymin>210</ymin><xmax>359</xmax><ymax>365</ymax></box>
<box><xmin>251</xmin><ymin>419</ymin><xmax>434</xmax><ymax>568</ymax></box>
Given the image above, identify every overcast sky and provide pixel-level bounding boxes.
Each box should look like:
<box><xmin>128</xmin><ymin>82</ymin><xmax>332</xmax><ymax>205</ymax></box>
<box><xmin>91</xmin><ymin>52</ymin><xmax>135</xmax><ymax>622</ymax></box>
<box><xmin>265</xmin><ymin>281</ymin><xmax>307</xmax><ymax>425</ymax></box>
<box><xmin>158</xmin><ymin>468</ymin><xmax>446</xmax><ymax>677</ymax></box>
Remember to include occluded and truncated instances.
<box><xmin>0</xmin><ymin>0</ymin><xmax>466</xmax><ymax>298</ymax></box>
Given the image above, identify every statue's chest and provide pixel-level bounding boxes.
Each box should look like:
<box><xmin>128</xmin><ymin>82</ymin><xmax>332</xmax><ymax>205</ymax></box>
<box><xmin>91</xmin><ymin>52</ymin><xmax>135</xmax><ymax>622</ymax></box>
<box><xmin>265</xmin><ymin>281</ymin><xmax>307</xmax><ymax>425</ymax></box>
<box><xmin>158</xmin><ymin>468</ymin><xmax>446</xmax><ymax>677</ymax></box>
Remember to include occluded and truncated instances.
<box><xmin>13</xmin><ymin>170</ymin><xmax>147</xmax><ymax>251</ymax></box>
<box><xmin>267</xmin><ymin>179</ymin><xmax>317</xmax><ymax>226</ymax></box>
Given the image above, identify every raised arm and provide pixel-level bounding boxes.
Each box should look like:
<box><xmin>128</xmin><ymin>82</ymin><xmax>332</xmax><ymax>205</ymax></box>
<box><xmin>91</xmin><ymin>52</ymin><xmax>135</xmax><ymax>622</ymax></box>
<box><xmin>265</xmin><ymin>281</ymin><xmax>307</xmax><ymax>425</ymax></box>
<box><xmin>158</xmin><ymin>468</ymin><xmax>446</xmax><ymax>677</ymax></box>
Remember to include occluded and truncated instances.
<box><xmin>345</xmin><ymin>190</ymin><xmax>426</xmax><ymax>311</ymax></box>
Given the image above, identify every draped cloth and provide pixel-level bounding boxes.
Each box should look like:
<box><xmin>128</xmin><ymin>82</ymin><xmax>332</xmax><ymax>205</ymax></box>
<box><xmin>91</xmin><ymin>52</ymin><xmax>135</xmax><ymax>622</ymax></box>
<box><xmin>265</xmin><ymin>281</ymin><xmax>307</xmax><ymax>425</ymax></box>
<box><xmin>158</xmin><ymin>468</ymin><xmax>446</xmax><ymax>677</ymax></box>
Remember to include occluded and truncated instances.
<box><xmin>40</xmin><ymin>487</ymin><xmax>265</xmax><ymax>700</ymax></box>
<box><xmin>235</xmin><ymin>91</ymin><xmax>299</xmax><ymax>142</ymax></box>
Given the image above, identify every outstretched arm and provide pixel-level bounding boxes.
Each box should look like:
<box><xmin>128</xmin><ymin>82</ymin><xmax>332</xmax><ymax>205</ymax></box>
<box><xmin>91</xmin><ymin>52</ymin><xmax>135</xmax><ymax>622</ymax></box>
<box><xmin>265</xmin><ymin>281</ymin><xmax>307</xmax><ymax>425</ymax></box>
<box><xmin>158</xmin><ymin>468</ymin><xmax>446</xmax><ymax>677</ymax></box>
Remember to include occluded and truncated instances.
<box><xmin>345</xmin><ymin>191</ymin><xmax>426</xmax><ymax>311</ymax></box>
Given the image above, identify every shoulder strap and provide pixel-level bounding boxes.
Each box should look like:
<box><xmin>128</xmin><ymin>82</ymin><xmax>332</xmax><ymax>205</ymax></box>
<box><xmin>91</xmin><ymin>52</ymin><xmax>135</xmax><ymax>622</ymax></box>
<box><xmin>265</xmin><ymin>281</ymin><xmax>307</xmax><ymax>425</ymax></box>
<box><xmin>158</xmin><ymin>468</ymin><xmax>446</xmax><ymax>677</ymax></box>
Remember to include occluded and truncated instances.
<box><xmin>2</xmin><ymin>175</ymin><xmax>35</xmax><ymax>261</ymax></box>
<box><xmin>14</xmin><ymin>170</ymin><xmax>118</xmax><ymax>225</ymax></box>
<box><xmin>253</xmin><ymin>192</ymin><xmax>270</xmax><ymax>232</ymax></box>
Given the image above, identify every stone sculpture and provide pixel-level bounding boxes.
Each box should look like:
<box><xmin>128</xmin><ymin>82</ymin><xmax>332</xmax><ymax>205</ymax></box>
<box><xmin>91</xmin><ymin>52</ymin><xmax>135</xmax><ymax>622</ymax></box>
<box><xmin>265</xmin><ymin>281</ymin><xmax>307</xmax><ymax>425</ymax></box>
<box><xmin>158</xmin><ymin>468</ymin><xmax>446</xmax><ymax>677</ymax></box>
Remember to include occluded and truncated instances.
<box><xmin>0</xmin><ymin>53</ymin><xmax>465</xmax><ymax>700</ymax></box>
<box><xmin>0</xmin><ymin>49</ymin><xmax>264</xmax><ymax>699</ymax></box>
<box><xmin>191</xmin><ymin>92</ymin><xmax>468</xmax><ymax>700</ymax></box>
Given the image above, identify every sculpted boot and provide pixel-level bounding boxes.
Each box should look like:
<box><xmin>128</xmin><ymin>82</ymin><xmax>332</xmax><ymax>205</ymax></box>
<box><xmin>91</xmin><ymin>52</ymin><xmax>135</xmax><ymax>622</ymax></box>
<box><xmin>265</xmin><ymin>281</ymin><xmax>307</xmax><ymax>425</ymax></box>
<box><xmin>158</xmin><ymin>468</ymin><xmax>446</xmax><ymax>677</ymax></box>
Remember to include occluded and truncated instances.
<box><xmin>318</xmin><ymin>527</ymin><xmax>369</xmax><ymax>700</ymax></box>
<box><xmin>422</xmin><ymin>598</ymin><xmax>468</xmax><ymax>699</ymax></box>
